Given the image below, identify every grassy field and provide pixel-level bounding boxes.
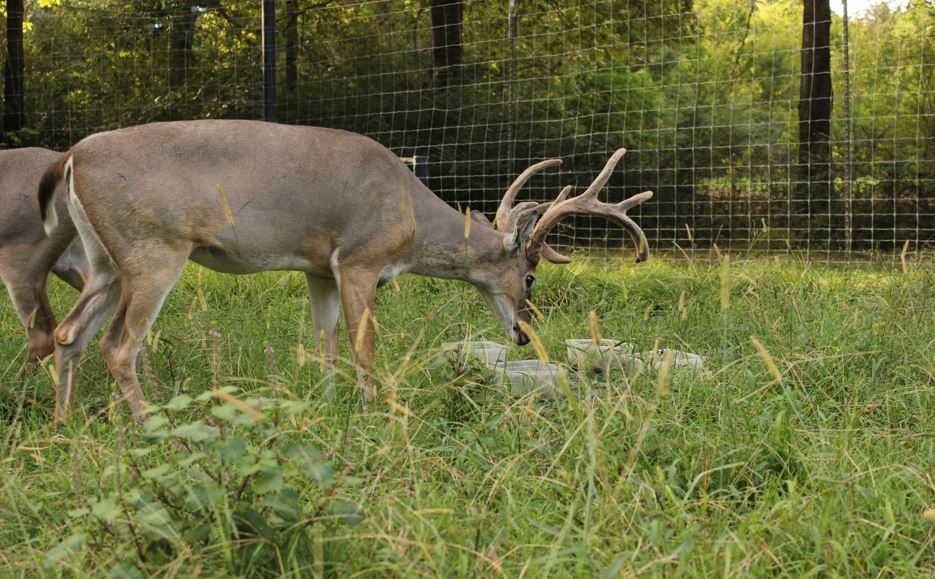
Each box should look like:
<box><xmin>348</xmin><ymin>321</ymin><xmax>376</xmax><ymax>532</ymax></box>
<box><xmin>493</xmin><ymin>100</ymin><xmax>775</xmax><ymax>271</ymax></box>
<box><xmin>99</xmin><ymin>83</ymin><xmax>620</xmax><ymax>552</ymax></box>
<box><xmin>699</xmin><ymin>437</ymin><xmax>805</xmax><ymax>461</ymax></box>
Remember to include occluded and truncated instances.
<box><xmin>1</xmin><ymin>255</ymin><xmax>933</xmax><ymax>577</ymax></box>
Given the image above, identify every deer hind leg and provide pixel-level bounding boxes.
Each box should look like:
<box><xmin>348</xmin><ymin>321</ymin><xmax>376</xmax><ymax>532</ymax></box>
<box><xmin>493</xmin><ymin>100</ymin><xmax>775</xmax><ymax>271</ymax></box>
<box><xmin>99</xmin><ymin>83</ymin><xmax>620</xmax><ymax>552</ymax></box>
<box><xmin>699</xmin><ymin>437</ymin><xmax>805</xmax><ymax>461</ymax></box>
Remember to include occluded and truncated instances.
<box><xmin>306</xmin><ymin>273</ymin><xmax>341</xmax><ymax>400</ymax></box>
<box><xmin>52</xmin><ymin>187</ymin><xmax>126</xmax><ymax>422</ymax></box>
<box><xmin>334</xmin><ymin>265</ymin><xmax>380</xmax><ymax>407</ymax></box>
<box><xmin>99</xmin><ymin>244</ymin><xmax>189</xmax><ymax>419</ymax></box>
<box><xmin>0</xmin><ymin>252</ymin><xmax>58</xmax><ymax>371</ymax></box>
<box><xmin>53</xmin><ymin>265</ymin><xmax>120</xmax><ymax>422</ymax></box>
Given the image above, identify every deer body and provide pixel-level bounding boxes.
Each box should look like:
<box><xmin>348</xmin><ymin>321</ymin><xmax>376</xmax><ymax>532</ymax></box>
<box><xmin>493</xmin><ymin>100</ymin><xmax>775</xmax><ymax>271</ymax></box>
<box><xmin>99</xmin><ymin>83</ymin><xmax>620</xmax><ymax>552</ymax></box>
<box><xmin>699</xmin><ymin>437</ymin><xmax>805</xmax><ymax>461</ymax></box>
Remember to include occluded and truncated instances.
<box><xmin>0</xmin><ymin>147</ymin><xmax>87</xmax><ymax>369</ymax></box>
<box><xmin>41</xmin><ymin>120</ymin><xmax>651</xmax><ymax>421</ymax></box>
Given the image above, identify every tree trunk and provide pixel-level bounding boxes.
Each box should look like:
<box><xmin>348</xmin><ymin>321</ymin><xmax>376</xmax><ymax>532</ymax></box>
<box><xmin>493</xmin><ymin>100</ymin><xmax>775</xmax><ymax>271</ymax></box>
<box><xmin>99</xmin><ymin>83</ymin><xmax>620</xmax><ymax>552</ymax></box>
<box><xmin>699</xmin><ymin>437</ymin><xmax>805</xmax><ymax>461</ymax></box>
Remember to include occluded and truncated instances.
<box><xmin>3</xmin><ymin>0</ymin><xmax>25</xmax><ymax>134</ymax></box>
<box><xmin>797</xmin><ymin>0</ymin><xmax>833</xmax><ymax>237</ymax></box>
<box><xmin>431</xmin><ymin>0</ymin><xmax>463</xmax><ymax>87</ymax></box>
<box><xmin>285</xmin><ymin>0</ymin><xmax>299</xmax><ymax>92</ymax></box>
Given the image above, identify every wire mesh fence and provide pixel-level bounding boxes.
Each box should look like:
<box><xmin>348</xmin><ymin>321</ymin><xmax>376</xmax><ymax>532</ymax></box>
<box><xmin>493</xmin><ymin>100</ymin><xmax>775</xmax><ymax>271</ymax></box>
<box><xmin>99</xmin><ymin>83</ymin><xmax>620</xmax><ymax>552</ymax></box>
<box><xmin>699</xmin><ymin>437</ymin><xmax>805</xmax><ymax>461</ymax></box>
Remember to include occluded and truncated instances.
<box><xmin>2</xmin><ymin>0</ymin><xmax>932</xmax><ymax>261</ymax></box>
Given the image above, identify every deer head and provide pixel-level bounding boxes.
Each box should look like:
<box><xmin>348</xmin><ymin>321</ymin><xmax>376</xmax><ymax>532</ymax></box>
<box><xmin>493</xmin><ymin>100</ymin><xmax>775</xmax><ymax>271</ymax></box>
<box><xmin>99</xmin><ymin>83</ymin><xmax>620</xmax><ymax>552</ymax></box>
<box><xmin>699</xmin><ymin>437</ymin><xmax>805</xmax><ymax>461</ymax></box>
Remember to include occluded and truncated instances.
<box><xmin>472</xmin><ymin>148</ymin><xmax>653</xmax><ymax>345</ymax></box>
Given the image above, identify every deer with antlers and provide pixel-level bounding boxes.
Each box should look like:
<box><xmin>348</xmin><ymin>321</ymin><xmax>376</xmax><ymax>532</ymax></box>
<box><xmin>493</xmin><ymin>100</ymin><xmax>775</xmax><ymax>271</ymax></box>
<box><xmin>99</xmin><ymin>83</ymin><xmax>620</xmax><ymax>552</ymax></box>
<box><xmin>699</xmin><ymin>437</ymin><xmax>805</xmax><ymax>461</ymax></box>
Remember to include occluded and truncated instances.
<box><xmin>38</xmin><ymin>120</ymin><xmax>651</xmax><ymax>421</ymax></box>
<box><xmin>0</xmin><ymin>148</ymin><xmax>87</xmax><ymax>370</ymax></box>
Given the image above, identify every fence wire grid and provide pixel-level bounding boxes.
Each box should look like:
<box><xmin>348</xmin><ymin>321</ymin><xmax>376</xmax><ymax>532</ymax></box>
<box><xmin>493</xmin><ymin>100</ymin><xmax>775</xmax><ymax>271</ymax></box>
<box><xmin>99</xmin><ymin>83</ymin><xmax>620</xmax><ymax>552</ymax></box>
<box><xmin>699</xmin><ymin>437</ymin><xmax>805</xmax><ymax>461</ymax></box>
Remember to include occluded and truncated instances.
<box><xmin>2</xmin><ymin>0</ymin><xmax>933</xmax><ymax>261</ymax></box>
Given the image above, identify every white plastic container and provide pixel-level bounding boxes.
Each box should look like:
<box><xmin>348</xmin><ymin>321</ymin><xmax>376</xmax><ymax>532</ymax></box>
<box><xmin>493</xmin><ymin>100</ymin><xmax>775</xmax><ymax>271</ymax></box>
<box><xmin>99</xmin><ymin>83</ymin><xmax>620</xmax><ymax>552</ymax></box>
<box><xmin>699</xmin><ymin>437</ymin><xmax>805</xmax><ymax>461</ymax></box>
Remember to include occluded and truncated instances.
<box><xmin>630</xmin><ymin>348</ymin><xmax>706</xmax><ymax>372</ymax></box>
<box><xmin>564</xmin><ymin>339</ymin><xmax>636</xmax><ymax>374</ymax></box>
<box><xmin>439</xmin><ymin>340</ymin><xmax>509</xmax><ymax>371</ymax></box>
<box><xmin>494</xmin><ymin>360</ymin><xmax>572</xmax><ymax>397</ymax></box>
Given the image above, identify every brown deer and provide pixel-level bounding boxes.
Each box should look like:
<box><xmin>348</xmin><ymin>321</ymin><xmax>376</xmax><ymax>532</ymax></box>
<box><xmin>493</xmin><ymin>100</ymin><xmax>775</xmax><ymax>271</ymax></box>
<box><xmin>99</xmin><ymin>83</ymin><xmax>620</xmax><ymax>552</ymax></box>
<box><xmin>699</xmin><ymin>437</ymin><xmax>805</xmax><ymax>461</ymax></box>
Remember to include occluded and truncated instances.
<box><xmin>0</xmin><ymin>148</ymin><xmax>87</xmax><ymax>370</ymax></box>
<box><xmin>38</xmin><ymin>120</ymin><xmax>651</xmax><ymax>421</ymax></box>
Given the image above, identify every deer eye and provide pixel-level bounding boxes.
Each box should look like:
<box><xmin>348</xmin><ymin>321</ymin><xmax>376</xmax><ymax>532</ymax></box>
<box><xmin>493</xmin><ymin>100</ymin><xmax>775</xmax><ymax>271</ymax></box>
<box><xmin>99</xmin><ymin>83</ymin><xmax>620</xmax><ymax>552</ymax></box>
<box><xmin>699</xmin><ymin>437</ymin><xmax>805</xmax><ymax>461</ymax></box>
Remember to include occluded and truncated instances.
<box><xmin>525</xmin><ymin>274</ymin><xmax>536</xmax><ymax>290</ymax></box>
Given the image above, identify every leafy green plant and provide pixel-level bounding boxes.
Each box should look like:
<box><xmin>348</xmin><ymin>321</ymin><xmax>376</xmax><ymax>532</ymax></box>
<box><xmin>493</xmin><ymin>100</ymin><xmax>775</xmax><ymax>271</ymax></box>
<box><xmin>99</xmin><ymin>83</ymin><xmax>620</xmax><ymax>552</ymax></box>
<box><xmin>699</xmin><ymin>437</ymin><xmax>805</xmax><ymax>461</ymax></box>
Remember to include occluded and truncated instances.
<box><xmin>44</xmin><ymin>389</ymin><xmax>361</xmax><ymax>577</ymax></box>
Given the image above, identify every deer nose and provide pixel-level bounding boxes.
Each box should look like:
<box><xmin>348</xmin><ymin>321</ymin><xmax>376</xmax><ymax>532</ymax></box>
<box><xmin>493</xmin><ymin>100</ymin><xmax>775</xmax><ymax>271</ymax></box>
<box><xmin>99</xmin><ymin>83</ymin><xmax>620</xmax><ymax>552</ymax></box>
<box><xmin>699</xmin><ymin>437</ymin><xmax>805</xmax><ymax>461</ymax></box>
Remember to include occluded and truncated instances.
<box><xmin>513</xmin><ymin>323</ymin><xmax>530</xmax><ymax>346</ymax></box>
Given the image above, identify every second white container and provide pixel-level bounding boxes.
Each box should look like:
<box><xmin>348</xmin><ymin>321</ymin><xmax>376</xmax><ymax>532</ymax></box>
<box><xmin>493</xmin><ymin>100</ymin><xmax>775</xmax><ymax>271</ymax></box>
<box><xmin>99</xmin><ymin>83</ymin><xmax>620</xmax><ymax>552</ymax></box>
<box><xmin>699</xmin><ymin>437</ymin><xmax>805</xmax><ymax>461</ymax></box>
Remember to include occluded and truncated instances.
<box><xmin>565</xmin><ymin>338</ymin><xmax>636</xmax><ymax>374</ymax></box>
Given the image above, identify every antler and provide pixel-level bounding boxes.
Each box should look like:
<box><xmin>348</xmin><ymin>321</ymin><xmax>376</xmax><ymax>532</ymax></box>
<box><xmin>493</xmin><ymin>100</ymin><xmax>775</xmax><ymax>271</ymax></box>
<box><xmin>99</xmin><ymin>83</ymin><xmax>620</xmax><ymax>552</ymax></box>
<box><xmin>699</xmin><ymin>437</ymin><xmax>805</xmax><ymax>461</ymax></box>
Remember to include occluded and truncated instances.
<box><xmin>526</xmin><ymin>148</ymin><xmax>653</xmax><ymax>263</ymax></box>
<box><xmin>495</xmin><ymin>158</ymin><xmax>562</xmax><ymax>233</ymax></box>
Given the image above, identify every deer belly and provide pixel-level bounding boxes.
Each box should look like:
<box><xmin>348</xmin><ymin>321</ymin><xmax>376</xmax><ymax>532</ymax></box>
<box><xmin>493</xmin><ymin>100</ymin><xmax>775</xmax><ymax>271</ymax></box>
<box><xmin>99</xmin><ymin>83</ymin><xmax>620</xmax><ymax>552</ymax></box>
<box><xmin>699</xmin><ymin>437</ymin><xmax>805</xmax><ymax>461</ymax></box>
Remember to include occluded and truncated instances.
<box><xmin>190</xmin><ymin>245</ymin><xmax>319</xmax><ymax>275</ymax></box>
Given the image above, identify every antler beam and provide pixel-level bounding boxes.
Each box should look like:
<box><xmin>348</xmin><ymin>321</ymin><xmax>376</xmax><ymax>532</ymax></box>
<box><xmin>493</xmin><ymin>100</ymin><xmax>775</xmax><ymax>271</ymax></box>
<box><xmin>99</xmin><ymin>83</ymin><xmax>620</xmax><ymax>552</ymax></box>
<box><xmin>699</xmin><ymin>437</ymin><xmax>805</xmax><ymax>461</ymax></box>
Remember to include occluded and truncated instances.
<box><xmin>525</xmin><ymin>148</ymin><xmax>653</xmax><ymax>263</ymax></box>
<box><xmin>495</xmin><ymin>158</ymin><xmax>562</xmax><ymax>233</ymax></box>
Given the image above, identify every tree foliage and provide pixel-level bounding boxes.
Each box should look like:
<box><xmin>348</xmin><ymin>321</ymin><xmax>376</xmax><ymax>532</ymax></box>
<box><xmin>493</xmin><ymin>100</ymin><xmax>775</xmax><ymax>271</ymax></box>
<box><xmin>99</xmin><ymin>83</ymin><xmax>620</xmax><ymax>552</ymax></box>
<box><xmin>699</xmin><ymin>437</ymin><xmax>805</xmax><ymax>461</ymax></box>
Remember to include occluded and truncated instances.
<box><xmin>0</xmin><ymin>0</ymin><xmax>931</xmax><ymax>250</ymax></box>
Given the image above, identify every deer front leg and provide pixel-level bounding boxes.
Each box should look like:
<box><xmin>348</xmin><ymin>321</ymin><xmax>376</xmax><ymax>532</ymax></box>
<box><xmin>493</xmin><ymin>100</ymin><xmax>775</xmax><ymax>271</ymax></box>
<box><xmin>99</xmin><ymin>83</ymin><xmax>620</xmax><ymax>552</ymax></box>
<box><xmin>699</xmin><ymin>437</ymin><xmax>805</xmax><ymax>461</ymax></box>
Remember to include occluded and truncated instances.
<box><xmin>335</xmin><ymin>266</ymin><xmax>380</xmax><ymax>407</ymax></box>
<box><xmin>1</xmin><ymin>268</ymin><xmax>57</xmax><ymax>372</ymax></box>
<box><xmin>306</xmin><ymin>274</ymin><xmax>341</xmax><ymax>400</ymax></box>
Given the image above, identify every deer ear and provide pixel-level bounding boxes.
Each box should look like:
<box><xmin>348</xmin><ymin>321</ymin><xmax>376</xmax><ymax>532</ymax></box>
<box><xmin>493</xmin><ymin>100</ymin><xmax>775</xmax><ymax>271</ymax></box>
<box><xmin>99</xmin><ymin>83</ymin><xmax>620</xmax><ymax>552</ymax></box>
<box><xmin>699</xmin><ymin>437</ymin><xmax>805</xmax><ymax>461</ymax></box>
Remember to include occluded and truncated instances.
<box><xmin>470</xmin><ymin>210</ymin><xmax>492</xmax><ymax>228</ymax></box>
<box><xmin>503</xmin><ymin>210</ymin><xmax>539</xmax><ymax>254</ymax></box>
<box><xmin>540</xmin><ymin>243</ymin><xmax>572</xmax><ymax>264</ymax></box>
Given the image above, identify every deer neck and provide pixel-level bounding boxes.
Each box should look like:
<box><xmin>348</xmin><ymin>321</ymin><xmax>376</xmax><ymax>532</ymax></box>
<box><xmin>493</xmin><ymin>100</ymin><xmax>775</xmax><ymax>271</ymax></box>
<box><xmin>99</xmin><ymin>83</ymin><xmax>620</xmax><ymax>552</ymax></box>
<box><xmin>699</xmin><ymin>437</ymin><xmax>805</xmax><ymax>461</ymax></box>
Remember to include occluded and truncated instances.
<box><xmin>405</xmin><ymin>193</ymin><xmax>504</xmax><ymax>285</ymax></box>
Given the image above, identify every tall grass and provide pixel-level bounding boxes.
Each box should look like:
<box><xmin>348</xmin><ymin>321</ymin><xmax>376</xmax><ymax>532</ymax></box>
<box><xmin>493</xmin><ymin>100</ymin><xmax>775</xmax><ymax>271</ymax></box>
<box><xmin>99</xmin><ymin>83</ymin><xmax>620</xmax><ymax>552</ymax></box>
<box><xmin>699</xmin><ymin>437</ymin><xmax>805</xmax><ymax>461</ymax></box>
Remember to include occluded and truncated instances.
<box><xmin>1</xmin><ymin>256</ymin><xmax>933</xmax><ymax>576</ymax></box>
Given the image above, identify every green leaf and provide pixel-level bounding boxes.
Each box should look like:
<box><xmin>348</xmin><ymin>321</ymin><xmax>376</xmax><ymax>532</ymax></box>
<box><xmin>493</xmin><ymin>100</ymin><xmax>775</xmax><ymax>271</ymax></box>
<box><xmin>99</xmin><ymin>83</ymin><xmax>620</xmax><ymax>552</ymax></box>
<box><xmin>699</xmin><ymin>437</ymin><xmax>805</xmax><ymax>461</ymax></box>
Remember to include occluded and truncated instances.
<box><xmin>197</xmin><ymin>386</ymin><xmax>237</xmax><ymax>402</ymax></box>
<box><xmin>306</xmin><ymin>461</ymin><xmax>335</xmax><ymax>489</ymax></box>
<box><xmin>139</xmin><ymin>504</ymin><xmax>175</xmax><ymax>535</ymax></box>
<box><xmin>232</xmin><ymin>412</ymin><xmax>261</xmax><ymax>426</ymax></box>
<box><xmin>91</xmin><ymin>497</ymin><xmax>122</xmax><ymax>521</ymax></box>
<box><xmin>253</xmin><ymin>470</ymin><xmax>284</xmax><ymax>494</ymax></box>
<box><xmin>262</xmin><ymin>488</ymin><xmax>302</xmax><ymax>522</ymax></box>
<box><xmin>177</xmin><ymin>451</ymin><xmax>208</xmax><ymax>468</ymax></box>
<box><xmin>164</xmin><ymin>394</ymin><xmax>193</xmax><ymax>411</ymax></box>
<box><xmin>141</xmin><ymin>464</ymin><xmax>171</xmax><ymax>480</ymax></box>
<box><xmin>237</xmin><ymin>461</ymin><xmax>263</xmax><ymax>477</ymax></box>
<box><xmin>44</xmin><ymin>532</ymin><xmax>87</xmax><ymax>568</ymax></box>
<box><xmin>284</xmin><ymin>442</ymin><xmax>322</xmax><ymax>463</ymax></box>
<box><xmin>109</xmin><ymin>562</ymin><xmax>145</xmax><ymax>579</ymax></box>
<box><xmin>280</xmin><ymin>400</ymin><xmax>308</xmax><ymax>415</ymax></box>
<box><xmin>211</xmin><ymin>403</ymin><xmax>238</xmax><ymax>421</ymax></box>
<box><xmin>169</xmin><ymin>421</ymin><xmax>219</xmax><ymax>442</ymax></box>
<box><xmin>215</xmin><ymin>437</ymin><xmax>247</xmax><ymax>463</ymax></box>
<box><xmin>235</xmin><ymin>508</ymin><xmax>272</xmax><ymax>539</ymax></box>
<box><xmin>183</xmin><ymin>523</ymin><xmax>212</xmax><ymax>543</ymax></box>
<box><xmin>330</xmin><ymin>499</ymin><xmax>364</xmax><ymax>526</ymax></box>
<box><xmin>142</xmin><ymin>414</ymin><xmax>169</xmax><ymax>432</ymax></box>
<box><xmin>186</xmin><ymin>483</ymin><xmax>219</xmax><ymax>510</ymax></box>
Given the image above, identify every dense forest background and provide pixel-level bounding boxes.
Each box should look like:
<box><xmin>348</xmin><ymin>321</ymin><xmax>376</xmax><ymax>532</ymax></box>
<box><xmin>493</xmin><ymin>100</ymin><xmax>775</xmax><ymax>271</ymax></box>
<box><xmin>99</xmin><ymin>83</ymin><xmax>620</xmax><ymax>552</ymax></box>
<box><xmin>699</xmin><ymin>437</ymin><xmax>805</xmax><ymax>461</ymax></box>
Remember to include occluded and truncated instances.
<box><xmin>1</xmin><ymin>0</ymin><xmax>932</xmax><ymax>256</ymax></box>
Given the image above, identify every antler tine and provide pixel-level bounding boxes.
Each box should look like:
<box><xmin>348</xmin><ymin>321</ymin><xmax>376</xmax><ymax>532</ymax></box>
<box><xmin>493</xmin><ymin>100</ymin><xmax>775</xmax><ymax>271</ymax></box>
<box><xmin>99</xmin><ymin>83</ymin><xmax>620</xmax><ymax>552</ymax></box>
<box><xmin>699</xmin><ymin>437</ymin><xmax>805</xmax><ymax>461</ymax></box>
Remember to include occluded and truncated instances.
<box><xmin>525</xmin><ymin>148</ymin><xmax>653</xmax><ymax>262</ymax></box>
<box><xmin>617</xmin><ymin>189</ymin><xmax>653</xmax><ymax>213</ymax></box>
<box><xmin>579</xmin><ymin>148</ymin><xmax>627</xmax><ymax>200</ymax></box>
<box><xmin>495</xmin><ymin>158</ymin><xmax>562</xmax><ymax>232</ymax></box>
<box><xmin>554</xmin><ymin>184</ymin><xmax>574</xmax><ymax>205</ymax></box>
<box><xmin>613</xmin><ymin>207</ymin><xmax>651</xmax><ymax>262</ymax></box>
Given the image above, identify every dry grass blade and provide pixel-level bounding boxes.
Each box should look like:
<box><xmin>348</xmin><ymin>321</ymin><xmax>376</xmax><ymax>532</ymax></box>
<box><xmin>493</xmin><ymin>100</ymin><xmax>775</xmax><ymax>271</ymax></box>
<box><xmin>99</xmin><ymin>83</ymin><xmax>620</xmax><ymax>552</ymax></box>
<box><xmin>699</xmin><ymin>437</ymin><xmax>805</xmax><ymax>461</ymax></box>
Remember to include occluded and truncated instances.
<box><xmin>215</xmin><ymin>183</ymin><xmax>236</xmax><ymax>226</ymax></box>
<box><xmin>750</xmin><ymin>336</ymin><xmax>783</xmax><ymax>383</ymax></box>
<box><xmin>900</xmin><ymin>239</ymin><xmax>911</xmax><ymax>273</ymax></box>
<box><xmin>354</xmin><ymin>308</ymin><xmax>372</xmax><ymax>354</ymax></box>
<box><xmin>657</xmin><ymin>349</ymin><xmax>674</xmax><ymax>396</ymax></box>
<box><xmin>720</xmin><ymin>254</ymin><xmax>731</xmax><ymax>310</ymax></box>
<box><xmin>517</xmin><ymin>320</ymin><xmax>549</xmax><ymax>364</ymax></box>
<box><xmin>212</xmin><ymin>388</ymin><xmax>263</xmax><ymax>421</ymax></box>
<box><xmin>525</xmin><ymin>299</ymin><xmax>545</xmax><ymax>322</ymax></box>
<box><xmin>588</xmin><ymin>310</ymin><xmax>603</xmax><ymax>346</ymax></box>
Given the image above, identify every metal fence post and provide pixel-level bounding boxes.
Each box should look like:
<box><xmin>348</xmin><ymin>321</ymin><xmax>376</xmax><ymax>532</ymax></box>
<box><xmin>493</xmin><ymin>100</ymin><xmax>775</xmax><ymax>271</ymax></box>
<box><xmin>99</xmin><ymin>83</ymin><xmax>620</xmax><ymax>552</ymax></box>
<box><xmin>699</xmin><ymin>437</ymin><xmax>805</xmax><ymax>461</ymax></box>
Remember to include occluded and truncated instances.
<box><xmin>842</xmin><ymin>0</ymin><xmax>853</xmax><ymax>256</ymax></box>
<box><xmin>262</xmin><ymin>0</ymin><xmax>277</xmax><ymax>122</ymax></box>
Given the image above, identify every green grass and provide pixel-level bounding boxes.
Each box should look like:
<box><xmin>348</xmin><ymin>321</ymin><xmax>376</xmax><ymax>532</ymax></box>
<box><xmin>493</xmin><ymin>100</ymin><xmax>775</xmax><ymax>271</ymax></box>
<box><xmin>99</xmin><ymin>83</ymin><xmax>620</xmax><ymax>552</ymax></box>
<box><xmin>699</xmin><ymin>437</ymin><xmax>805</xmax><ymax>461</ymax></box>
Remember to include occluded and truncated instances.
<box><xmin>1</xmin><ymin>256</ymin><xmax>933</xmax><ymax>577</ymax></box>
